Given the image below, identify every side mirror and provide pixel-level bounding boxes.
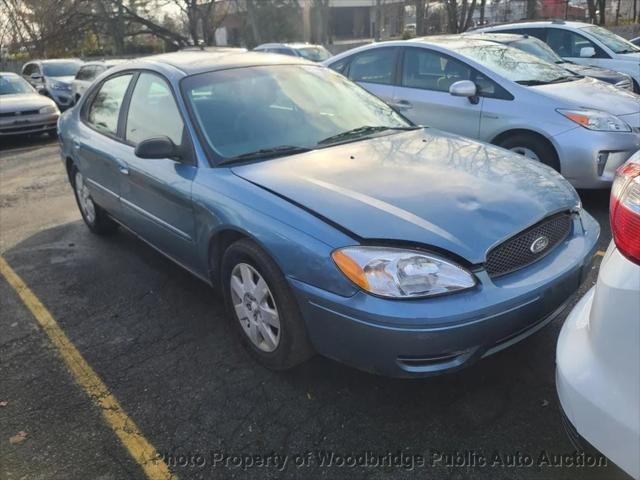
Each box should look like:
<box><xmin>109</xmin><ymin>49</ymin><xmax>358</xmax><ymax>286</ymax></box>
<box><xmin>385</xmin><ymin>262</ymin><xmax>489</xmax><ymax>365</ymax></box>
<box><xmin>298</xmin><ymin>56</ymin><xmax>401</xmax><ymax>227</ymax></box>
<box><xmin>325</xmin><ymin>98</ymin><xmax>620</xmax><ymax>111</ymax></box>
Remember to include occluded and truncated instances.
<box><xmin>449</xmin><ymin>80</ymin><xmax>479</xmax><ymax>104</ymax></box>
<box><xmin>579</xmin><ymin>46</ymin><xmax>595</xmax><ymax>58</ymax></box>
<box><xmin>134</xmin><ymin>136</ymin><xmax>179</xmax><ymax>159</ymax></box>
<box><xmin>30</xmin><ymin>73</ymin><xmax>43</xmax><ymax>81</ymax></box>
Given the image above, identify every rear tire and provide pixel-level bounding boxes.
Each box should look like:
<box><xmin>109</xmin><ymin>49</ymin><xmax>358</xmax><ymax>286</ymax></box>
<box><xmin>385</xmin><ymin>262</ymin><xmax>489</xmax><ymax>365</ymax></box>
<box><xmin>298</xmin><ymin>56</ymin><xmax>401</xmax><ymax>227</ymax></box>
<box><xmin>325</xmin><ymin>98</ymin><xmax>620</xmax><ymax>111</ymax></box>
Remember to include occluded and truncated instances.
<box><xmin>221</xmin><ymin>238</ymin><xmax>314</xmax><ymax>370</ymax></box>
<box><xmin>70</xmin><ymin>166</ymin><xmax>118</xmax><ymax>235</ymax></box>
<box><xmin>497</xmin><ymin>133</ymin><xmax>560</xmax><ymax>172</ymax></box>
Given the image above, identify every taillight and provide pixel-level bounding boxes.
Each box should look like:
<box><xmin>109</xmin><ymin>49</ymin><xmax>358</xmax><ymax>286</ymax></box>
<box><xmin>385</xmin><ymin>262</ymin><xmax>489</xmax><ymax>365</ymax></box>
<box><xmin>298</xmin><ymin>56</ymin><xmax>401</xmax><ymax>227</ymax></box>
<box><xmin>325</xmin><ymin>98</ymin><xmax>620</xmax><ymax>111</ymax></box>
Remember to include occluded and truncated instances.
<box><xmin>610</xmin><ymin>156</ymin><xmax>640</xmax><ymax>265</ymax></box>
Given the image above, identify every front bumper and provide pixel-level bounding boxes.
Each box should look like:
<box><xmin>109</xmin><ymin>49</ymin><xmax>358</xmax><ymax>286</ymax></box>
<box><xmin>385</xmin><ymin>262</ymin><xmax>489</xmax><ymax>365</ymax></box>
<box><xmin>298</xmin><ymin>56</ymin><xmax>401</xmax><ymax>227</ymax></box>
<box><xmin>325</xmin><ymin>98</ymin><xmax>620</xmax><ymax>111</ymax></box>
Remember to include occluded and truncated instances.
<box><xmin>553</xmin><ymin>127</ymin><xmax>640</xmax><ymax>189</ymax></box>
<box><xmin>0</xmin><ymin>113</ymin><xmax>59</xmax><ymax>136</ymax></box>
<box><xmin>291</xmin><ymin>210</ymin><xmax>599</xmax><ymax>378</ymax></box>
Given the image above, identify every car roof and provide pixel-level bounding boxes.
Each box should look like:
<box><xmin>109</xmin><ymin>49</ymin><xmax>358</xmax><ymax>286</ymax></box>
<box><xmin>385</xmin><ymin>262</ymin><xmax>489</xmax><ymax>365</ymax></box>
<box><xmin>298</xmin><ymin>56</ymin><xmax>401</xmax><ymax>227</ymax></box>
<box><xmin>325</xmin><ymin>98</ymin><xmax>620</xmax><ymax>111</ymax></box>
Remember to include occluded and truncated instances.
<box><xmin>256</xmin><ymin>42</ymin><xmax>324</xmax><ymax>49</ymax></box>
<box><xmin>80</xmin><ymin>59</ymin><xmax>129</xmax><ymax>67</ymax></box>
<box><xmin>463</xmin><ymin>32</ymin><xmax>527</xmax><ymax>44</ymax></box>
<box><xmin>480</xmin><ymin>20</ymin><xmax>593</xmax><ymax>30</ymax></box>
<box><xmin>411</xmin><ymin>35</ymin><xmax>506</xmax><ymax>49</ymax></box>
<box><xmin>127</xmin><ymin>50</ymin><xmax>313</xmax><ymax>76</ymax></box>
<box><xmin>29</xmin><ymin>58</ymin><xmax>82</xmax><ymax>64</ymax></box>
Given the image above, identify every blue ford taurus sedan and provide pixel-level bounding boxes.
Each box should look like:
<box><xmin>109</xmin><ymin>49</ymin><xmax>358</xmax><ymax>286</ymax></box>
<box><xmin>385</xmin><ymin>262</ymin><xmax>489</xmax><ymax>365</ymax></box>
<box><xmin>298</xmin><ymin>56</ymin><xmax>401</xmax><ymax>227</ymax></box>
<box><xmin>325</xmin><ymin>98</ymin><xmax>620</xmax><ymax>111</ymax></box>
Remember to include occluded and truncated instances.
<box><xmin>58</xmin><ymin>50</ymin><xmax>599</xmax><ymax>377</ymax></box>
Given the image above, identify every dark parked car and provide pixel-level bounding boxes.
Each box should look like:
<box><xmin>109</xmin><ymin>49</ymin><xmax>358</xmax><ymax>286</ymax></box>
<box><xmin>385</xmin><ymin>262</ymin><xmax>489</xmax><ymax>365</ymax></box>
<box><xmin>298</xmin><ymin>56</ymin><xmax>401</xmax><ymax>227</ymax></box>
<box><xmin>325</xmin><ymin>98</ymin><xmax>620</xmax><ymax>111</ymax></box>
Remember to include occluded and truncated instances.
<box><xmin>58</xmin><ymin>51</ymin><xmax>599</xmax><ymax>377</ymax></box>
<box><xmin>465</xmin><ymin>32</ymin><xmax>635</xmax><ymax>91</ymax></box>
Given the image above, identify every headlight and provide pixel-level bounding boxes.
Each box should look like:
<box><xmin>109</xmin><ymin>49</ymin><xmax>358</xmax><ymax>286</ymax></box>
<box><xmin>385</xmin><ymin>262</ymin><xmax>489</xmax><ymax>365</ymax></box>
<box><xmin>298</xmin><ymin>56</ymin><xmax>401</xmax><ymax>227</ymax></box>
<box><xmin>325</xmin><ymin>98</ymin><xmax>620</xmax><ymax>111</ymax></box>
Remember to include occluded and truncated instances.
<box><xmin>39</xmin><ymin>105</ymin><xmax>58</xmax><ymax>114</ymax></box>
<box><xmin>557</xmin><ymin>109</ymin><xmax>631</xmax><ymax>132</ymax></box>
<box><xmin>331</xmin><ymin>246</ymin><xmax>476</xmax><ymax>298</ymax></box>
<box><xmin>48</xmin><ymin>80</ymin><xmax>71</xmax><ymax>91</ymax></box>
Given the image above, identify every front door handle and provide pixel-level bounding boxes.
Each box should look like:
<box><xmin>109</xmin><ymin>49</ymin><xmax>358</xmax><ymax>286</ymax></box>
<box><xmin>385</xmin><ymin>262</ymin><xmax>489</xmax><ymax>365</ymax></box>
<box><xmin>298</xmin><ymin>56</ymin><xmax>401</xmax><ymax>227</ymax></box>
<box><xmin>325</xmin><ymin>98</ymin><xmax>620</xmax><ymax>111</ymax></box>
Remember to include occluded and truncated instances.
<box><xmin>118</xmin><ymin>165</ymin><xmax>129</xmax><ymax>175</ymax></box>
<box><xmin>72</xmin><ymin>140</ymin><xmax>81</xmax><ymax>150</ymax></box>
<box><xmin>390</xmin><ymin>99</ymin><xmax>413</xmax><ymax>110</ymax></box>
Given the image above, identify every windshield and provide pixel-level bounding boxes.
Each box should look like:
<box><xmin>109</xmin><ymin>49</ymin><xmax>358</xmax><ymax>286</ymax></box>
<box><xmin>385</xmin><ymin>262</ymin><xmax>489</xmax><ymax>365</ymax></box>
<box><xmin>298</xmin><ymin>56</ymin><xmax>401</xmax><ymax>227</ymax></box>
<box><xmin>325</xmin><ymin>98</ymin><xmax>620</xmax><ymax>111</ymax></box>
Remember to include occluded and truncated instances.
<box><xmin>182</xmin><ymin>65</ymin><xmax>409</xmax><ymax>160</ymax></box>
<box><xmin>511</xmin><ymin>38</ymin><xmax>562</xmax><ymax>64</ymax></box>
<box><xmin>581</xmin><ymin>26</ymin><xmax>640</xmax><ymax>54</ymax></box>
<box><xmin>0</xmin><ymin>75</ymin><xmax>34</xmax><ymax>95</ymax></box>
<box><xmin>458</xmin><ymin>44</ymin><xmax>576</xmax><ymax>84</ymax></box>
<box><xmin>43</xmin><ymin>61</ymin><xmax>81</xmax><ymax>77</ymax></box>
<box><xmin>297</xmin><ymin>46</ymin><xmax>331</xmax><ymax>62</ymax></box>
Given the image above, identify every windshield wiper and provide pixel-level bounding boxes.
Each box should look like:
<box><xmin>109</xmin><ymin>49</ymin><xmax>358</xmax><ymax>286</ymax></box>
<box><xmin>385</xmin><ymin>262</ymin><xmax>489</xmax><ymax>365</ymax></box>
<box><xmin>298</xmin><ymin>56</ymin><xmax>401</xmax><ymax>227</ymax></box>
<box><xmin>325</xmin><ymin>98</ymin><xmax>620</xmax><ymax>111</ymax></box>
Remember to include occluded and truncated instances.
<box><xmin>219</xmin><ymin>145</ymin><xmax>312</xmax><ymax>165</ymax></box>
<box><xmin>316</xmin><ymin>125</ymin><xmax>419</xmax><ymax>146</ymax></box>
<box><xmin>516</xmin><ymin>75</ymin><xmax>579</xmax><ymax>86</ymax></box>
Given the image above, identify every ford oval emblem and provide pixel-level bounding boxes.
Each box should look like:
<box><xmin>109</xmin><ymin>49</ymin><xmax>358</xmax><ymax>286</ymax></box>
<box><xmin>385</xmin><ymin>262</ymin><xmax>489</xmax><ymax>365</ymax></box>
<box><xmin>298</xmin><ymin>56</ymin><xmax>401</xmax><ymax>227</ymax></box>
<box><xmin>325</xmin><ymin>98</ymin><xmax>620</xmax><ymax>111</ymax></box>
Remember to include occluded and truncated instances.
<box><xmin>530</xmin><ymin>235</ymin><xmax>549</xmax><ymax>254</ymax></box>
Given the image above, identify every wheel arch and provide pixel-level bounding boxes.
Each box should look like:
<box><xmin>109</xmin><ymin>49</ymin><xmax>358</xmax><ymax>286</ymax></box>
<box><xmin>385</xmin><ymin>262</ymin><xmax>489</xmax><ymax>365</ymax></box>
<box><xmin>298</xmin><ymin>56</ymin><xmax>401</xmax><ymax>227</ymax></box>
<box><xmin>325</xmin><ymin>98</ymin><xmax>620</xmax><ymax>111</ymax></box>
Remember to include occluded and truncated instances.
<box><xmin>490</xmin><ymin>128</ymin><xmax>561</xmax><ymax>172</ymax></box>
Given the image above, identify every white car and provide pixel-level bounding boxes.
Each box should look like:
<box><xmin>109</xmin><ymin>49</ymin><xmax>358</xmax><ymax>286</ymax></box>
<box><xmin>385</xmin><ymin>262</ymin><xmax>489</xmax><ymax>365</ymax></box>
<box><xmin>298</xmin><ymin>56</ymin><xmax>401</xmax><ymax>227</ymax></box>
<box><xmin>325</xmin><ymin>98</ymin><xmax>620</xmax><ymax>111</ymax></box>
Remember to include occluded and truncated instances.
<box><xmin>475</xmin><ymin>21</ymin><xmax>640</xmax><ymax>93</ymax></box>
<box><xmin>71</xmin><ymin>59</ymin><xmax>127</xmax><ymax>103</ymax></box>
<box><xmin>556</xmin><ymin>152</ymin><xmax>640</xmax><ymax>479</ymax></box>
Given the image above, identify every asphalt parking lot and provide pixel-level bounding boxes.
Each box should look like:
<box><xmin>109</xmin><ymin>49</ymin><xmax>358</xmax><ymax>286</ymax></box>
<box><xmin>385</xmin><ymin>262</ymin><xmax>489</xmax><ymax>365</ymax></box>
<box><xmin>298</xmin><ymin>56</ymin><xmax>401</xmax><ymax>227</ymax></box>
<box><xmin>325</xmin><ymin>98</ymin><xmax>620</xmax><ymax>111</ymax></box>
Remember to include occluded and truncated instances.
<box><xmin>0</xmin><ymin>135</ymin><xmax>625</xmax><ymax>480</ymax></box>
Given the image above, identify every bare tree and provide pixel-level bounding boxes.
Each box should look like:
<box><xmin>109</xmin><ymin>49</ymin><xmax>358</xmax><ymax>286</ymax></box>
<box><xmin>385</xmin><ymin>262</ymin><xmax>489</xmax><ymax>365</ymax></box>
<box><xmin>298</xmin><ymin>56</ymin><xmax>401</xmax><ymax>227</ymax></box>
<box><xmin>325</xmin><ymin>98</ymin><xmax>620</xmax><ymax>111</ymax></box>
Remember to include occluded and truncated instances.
<box><xmin>414</xmin><ymin>0</ymin><xmax>425</xmax><ymax>36</ymax></box>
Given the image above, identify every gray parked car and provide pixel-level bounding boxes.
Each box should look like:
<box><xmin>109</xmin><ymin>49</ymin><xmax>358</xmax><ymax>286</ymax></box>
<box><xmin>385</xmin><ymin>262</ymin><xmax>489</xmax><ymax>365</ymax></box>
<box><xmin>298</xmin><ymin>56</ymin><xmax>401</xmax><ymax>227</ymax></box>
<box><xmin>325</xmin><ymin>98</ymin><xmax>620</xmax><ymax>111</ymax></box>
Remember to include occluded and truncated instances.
<box><xmin>254</xmin><ymin>43</ymin><xmax>331</xmax><ymax>62</ymax></box>
<box><xmin>465</xmin><ymin>32</ymin><xmax>634</xmax><ymax>91</ymax></box>
<box><xmin>325</xmin><ymin>36</ymin><xmax>640</xmax><ymax>189</ymax></box>
<box><xmin>22</xmin><ymin>59</ymin><xmax>82</xmax><ymax>110</ymax></box>
<box><xmin>0</xmin><ymin>72</ymin><xmax>59</xmax><ymax>137</ymax></box>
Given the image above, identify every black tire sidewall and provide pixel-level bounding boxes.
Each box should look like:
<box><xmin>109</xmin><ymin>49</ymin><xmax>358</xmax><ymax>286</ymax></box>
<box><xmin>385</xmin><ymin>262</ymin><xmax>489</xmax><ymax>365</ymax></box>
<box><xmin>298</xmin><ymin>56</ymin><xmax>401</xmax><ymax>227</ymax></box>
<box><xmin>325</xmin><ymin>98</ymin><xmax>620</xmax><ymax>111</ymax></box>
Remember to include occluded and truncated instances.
<box><xmin>221</xmin><ymin>239</ymin><xmax>313</xmax><ymax>370</ymax></box>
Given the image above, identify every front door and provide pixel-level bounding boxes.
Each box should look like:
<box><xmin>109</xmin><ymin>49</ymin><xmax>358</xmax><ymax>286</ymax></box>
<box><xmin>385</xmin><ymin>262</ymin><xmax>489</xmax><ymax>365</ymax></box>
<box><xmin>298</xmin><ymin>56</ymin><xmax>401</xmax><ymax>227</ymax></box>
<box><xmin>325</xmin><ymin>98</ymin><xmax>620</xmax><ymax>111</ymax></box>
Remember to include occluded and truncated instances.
<box><xmin>393</xmin><ymin>47</ymin><xmax>481</xmax><ymax>139</ymax></box>
<box><xmin>118</xmin><ymin>72</ymin><xmax>197</xmax><ymax>269</ymax></box>
<box><xmin>347</xmin><ymin>47</ymin><xmax>400</xmax><ymax>105</ymax></box>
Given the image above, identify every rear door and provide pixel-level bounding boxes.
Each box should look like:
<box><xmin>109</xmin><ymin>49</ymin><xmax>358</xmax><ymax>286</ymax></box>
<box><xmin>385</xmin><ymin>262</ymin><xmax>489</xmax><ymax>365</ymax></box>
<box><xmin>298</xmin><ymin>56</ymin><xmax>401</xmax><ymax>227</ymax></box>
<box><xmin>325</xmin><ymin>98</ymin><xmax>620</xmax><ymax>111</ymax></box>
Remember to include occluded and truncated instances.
<box><xmin>344</xmin><ymin>47</ymin><xmax>399</xmax><ymax>105</ymax></box>
<box><xmin>118</xmin><ymin>72</ymin><xmax>197</xmax><ymax>268</ymax></box>
<box><xmin>74</xmin><ymin>73</ymin><xmax>134</xmax><ymax>216</ymax></box>
<box><xmin>393</xmin><ymin>47</ymin><xmax>482</xmax><ymax>139</ymax></box>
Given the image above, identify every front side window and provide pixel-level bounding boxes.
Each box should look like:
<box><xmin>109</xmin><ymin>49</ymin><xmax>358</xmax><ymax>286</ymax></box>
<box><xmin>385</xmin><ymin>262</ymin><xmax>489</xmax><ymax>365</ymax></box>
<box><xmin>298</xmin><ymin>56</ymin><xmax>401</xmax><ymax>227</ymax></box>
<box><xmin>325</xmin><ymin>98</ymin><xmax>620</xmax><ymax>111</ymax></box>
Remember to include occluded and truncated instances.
<box><xmin>401</xmin><ymin>48</ymin><xmax>472</xmax><ymax>92</ymax></box>
<box><xmin>348</xmin><ymin>48</ymin><xmax>398</xmax><ymax>85</ymax></box>
<box><xmin>87</xmin><ymin>74</ymin><xmax>132</xmax><ymax>136</ymax></box>
<box><xmin>125</xmin><ymin>73</ymin><xmax>183</xmax><ymax>146</ymax></box>
<box><xmin>75</xmin><ymin>66</ymin><xmax>94</xmax><ymax>81</ymax></box>
<box><xmin>546</xmin><ymin>29</ymin><xmax>604</xmax><ymax>58</ymax></box>
<box><xmin>183</xmin><ymin>65</ymin><xmax>409</xmax><ymax>159</ymax></box>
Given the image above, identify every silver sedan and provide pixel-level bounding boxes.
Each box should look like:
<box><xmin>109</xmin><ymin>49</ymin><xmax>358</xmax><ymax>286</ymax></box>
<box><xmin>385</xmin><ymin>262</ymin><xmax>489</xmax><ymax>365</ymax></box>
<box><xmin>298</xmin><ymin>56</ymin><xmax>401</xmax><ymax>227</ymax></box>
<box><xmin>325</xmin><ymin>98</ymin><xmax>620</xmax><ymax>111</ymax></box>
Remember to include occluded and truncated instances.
<box><xmin>0</xmin><ymin>72</ymin><xmax>59</xmax><ymax>137</ymax></box>
<box><xmin>325</xmin><ymin>36</ymin><xmax>640</xmax><ymax>189</ymax></box>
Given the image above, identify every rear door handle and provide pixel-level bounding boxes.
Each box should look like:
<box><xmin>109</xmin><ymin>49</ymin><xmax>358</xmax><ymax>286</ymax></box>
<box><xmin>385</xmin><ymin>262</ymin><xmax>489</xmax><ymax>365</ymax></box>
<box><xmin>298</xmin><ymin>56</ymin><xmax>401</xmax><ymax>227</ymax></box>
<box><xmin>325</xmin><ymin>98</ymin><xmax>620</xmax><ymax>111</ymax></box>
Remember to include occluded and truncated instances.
<box><xmin>72</xmin><ymin>140</ymin><xmax>81</xmax><ymax>150</ymax></box>
<box><xmin>119</xmin><ymin>166</ymin><xmax>129</xmax><ymax>175</ymax></box>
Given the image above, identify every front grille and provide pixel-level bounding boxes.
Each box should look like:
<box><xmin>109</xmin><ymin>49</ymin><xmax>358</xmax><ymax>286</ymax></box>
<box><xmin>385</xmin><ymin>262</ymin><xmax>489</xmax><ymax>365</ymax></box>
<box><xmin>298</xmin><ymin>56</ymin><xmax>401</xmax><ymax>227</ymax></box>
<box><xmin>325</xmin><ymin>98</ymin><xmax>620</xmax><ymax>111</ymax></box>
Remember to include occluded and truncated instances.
<box><xmin>486</xmin><ymin>213</ymin><xmax>572</xmax><ymax>278</ymax></box>
<box><xmin>0</xmin><ymin>110</ymin><xmax>39</xmax><ymax>117</ymax></box>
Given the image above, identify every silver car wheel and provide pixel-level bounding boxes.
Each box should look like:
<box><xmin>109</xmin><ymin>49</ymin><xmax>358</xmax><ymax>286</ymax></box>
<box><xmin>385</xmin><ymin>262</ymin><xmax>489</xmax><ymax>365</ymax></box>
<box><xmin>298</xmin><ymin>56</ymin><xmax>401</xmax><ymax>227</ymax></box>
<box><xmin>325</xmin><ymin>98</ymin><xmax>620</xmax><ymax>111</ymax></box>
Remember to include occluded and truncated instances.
<box><xmin>510</xmin><ymin>146</ymin><xmax>541</xmax><ymax>162</ymax></box>
<box><xmin>230</xmin><ymin>263</ymin><xmax>281</xmax><ymax>352</ymax></box>
<box><xmin>75</xmin><ymin>171</ymin><xmax>96</xmax><ymax>224</ymax></box>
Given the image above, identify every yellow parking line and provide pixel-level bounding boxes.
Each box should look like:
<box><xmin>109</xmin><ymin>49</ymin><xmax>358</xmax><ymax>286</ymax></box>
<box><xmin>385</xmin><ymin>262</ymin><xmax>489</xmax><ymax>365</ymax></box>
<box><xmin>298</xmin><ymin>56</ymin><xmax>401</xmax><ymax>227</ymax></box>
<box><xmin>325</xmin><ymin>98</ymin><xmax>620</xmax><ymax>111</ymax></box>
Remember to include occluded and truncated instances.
<box><xmin>0</xmin><ymin>256</ymin><xmax>175</xmax><ymax>480</ymax></box>
<box><xmin>595</xmin><ymin>250</ymin><xmax>606</xmax><ymax>257</ymax></box>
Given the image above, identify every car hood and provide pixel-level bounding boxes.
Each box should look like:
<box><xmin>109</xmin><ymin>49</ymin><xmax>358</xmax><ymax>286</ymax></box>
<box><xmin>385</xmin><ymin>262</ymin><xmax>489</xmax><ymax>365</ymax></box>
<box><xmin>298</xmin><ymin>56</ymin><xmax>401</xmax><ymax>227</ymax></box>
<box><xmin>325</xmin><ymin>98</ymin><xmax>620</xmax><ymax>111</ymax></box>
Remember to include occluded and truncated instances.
<box><xmin>616</xmin><ymin>52</ymin><xmax>640</xmax><ymax>61</ymax></box>
<box><xmin>558</xmin><ymin>62</ymin><xmax>627</xmax><ymax>83</ymax></box>
<box><xmin>532</xmin><ymin>77</ymin><xmax>640</xmax><ymax>116</ymax></box>
<box><xmin>232</xmin><ymin>129</ymin><xmax>579</xmax><ymax>264</ymax></box>
<box><xmin>0</xmin><ymin>93</ymin><xmax>56</xmax><ymax>113</ymax></box>
<box><xmin>48</xmin><ymin>75</ymin><xmax>75</xmax><ymax>85</ymax></box>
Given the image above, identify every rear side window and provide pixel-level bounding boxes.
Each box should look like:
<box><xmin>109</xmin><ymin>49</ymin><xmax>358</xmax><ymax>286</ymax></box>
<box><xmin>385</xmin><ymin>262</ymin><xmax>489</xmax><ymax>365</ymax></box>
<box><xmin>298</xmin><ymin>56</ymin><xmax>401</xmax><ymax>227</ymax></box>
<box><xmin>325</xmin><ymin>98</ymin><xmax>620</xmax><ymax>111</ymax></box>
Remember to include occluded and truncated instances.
<box><xmin>348</xmin><ymin>48</ymin><xmax>398</xmax><ymax>85</ymax></box>
<box><xmin>125</xmin><ymin>73</ymin><xmax>183</xmax><ymax>146</ymax></box>
<box><xmin>87</xmin><ymin>74</ymin><xmax>132</xmax><ymax>136</ymax></box>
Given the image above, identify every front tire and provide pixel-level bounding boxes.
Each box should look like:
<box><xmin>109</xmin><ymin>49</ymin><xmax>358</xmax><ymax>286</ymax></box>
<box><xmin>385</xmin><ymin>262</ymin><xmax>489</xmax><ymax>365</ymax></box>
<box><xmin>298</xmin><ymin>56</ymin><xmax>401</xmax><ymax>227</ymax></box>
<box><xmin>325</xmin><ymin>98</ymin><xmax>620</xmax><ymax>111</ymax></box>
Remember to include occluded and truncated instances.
<box><xmin>497</xmin><ymin>133</ymin><xmax>560</xmax><ymax>172</ymax></box>
<box><xmin>221</xmin><ymin>239</ymin><xmax>314</xmax><ymax>370</ymax></box>
<box><xmin>71</xmin><ymin>168</ymin><xmax>118</xmax><ymax>235</ymax></box>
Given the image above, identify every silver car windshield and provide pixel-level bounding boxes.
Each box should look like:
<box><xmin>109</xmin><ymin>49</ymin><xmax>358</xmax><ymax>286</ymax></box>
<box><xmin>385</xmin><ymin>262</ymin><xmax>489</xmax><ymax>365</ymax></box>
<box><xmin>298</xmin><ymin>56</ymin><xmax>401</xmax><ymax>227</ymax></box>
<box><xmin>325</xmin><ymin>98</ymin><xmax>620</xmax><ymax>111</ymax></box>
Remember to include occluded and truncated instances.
<box><xmin>0</xmin><ymin>75</ymin><xmax>34</xmax><ymax>95</ymax></box>
<box><xmin>458</xmin><ymin>44</ymin><xmax>577</xmax><ymax>85</ymax></box>
<box><xmin>581</xmin><ymin>25</ymin><xmax>640</xmax><ymax>54</ymax></box>
<box><xmin>42</xmin><ymin>61</ymin><xmax>81</xmax><ymax>77</ymax></box>
<box><xmin>183</xmin><ymin>65</ymin><xmax>410</xmax><ymax>159</ymax></box>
